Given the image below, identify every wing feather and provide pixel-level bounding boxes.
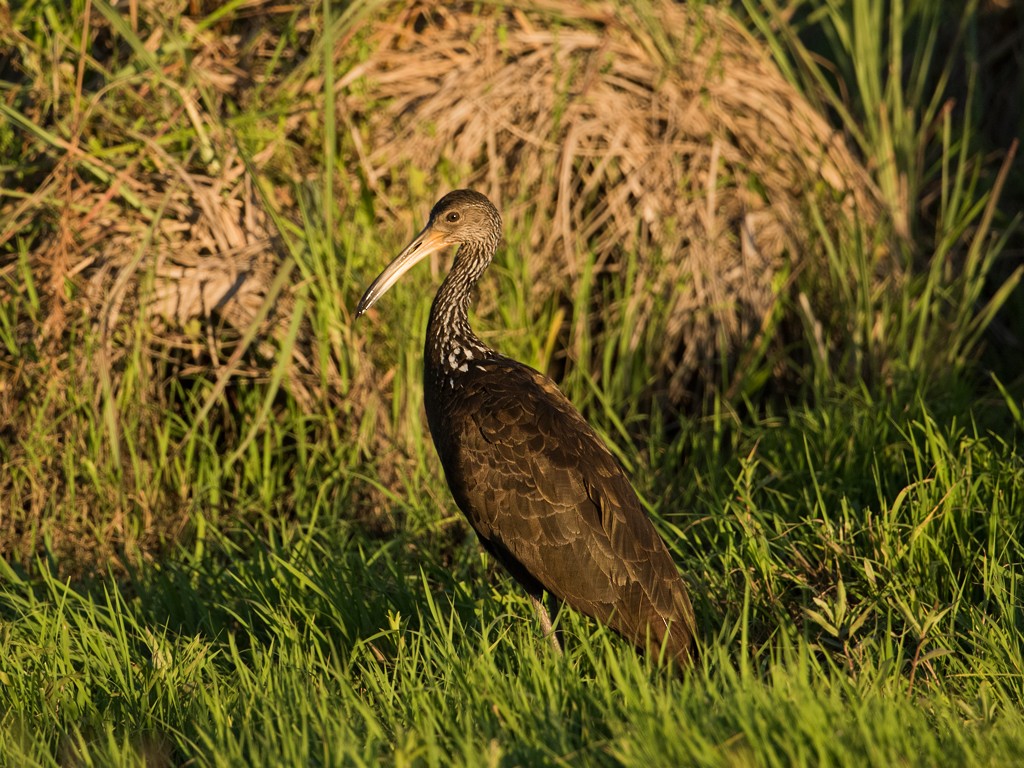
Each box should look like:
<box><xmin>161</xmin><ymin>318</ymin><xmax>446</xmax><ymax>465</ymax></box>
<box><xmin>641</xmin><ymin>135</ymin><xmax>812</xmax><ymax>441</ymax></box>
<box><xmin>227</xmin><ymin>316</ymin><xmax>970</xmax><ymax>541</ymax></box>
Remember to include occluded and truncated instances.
<box><xmin>433</xmin><ymin>359</ymin><xmax>694</xmax><ymax>661</ymax></box>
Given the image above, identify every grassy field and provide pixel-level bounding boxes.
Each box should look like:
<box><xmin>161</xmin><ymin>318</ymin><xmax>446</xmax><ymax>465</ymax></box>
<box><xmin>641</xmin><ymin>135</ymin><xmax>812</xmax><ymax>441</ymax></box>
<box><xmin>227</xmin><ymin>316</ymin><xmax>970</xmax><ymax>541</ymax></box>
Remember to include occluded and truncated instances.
<box><xmin>2</xmin><ymin>0</ymin><xmax>1023</xmax><ymax>765</ymax></box>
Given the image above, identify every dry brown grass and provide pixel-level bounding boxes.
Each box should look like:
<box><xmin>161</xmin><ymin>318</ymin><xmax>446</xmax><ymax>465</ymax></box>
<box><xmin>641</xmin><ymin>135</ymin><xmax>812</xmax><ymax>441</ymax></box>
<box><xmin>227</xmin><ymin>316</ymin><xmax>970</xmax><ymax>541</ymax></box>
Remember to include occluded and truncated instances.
<box><xmin>1</xmin><ymin>0</ymin><xmax>900</xmax><ymax>565</ymax></box>
<box><xmin>0</xmin><ymin>0</ymin><xmax>330</xmax><ymax>567</ymax></box>
<box><xmin>3</xmin><ymin>0</ymin><xmax>892</xmax><ymax>415</ymax></box>
<box><xmin>0</xmin><ymin>147</ymin><xmax>298</xmax><ymax>568</ymax></box>
<box><xmin>341</xmin><ymin>0</ymin><xmax>891</xmax><ymax>403</ymax></box>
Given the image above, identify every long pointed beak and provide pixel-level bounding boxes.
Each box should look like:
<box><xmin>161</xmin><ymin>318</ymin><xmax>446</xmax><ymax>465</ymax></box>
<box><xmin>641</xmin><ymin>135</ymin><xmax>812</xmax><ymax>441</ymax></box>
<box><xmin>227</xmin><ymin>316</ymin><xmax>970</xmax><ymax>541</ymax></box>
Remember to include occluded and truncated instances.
<box><xmin>355</xmin><ymin>224</ymin><xmax>453</xmax><ymax>318</ymax></box>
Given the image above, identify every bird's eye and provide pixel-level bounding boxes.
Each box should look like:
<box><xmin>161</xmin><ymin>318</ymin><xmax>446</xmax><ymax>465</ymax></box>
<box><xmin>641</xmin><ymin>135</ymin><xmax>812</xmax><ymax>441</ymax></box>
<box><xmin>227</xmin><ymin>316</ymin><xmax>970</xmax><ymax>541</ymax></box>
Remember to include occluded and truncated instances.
<box><xmin>446</xmin><ymin>211</ymin><xmax>460</xmax><ymax>223</ymax></box>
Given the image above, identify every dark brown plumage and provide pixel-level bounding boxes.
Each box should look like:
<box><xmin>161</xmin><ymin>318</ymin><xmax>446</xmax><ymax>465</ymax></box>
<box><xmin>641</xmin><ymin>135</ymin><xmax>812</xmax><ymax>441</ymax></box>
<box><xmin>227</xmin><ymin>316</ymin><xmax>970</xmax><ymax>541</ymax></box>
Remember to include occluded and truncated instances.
<box><xmin>356</xmin><ymin>190</ymin><xmax>695</xmax><ymax>667</ymax></box>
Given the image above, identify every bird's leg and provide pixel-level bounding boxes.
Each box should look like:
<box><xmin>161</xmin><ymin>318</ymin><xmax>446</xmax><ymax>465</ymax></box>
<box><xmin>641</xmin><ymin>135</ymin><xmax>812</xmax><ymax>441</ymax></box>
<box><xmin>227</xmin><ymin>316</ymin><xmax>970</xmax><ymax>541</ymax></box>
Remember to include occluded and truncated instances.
<box><xmin>529</xmin><ymin>594</ymin><xmax>562</xmax><ymax>656</ymax></box>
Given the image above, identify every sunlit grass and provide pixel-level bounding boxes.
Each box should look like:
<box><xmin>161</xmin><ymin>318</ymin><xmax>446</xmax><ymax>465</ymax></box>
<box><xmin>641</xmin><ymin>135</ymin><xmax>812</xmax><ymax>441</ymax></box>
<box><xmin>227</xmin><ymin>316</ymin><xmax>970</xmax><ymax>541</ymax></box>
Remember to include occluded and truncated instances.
<box><xmin>2</xmin><ymin>393</ymin><xmax>1023</xmax><ymax>765</ymax></box>
<box><xmin>1</xmin><ymin>0</ymin><xmax>1022</xmax><ymax>765</ymax></box>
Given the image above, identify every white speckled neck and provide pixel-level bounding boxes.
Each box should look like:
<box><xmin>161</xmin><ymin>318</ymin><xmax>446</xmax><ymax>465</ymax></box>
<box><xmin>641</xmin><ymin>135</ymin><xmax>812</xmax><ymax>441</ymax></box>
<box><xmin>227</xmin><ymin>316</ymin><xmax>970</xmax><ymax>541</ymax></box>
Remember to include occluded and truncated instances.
<box><xmin>425</xmin><ymin>240</ymin><xmax>495</xmax><ymax>379</ymax></box>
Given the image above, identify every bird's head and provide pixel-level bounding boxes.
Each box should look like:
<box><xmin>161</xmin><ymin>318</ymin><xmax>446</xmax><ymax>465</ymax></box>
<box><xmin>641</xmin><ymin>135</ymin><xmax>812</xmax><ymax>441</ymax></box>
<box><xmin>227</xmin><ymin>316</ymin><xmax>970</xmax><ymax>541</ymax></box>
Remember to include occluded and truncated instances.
<box><xmin>355</xmin><ymin>190</ymin><xmax>502</xmax><ymax>318</ymax></box>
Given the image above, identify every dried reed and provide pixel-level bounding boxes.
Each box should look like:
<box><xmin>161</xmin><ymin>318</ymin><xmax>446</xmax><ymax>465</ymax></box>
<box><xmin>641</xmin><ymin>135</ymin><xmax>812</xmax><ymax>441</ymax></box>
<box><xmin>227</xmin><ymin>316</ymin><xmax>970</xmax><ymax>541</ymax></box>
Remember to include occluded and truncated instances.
<box><xmin>342</xmin><ymin>0</ymin><xmax>890</xmax><ymax>402</ymax></box>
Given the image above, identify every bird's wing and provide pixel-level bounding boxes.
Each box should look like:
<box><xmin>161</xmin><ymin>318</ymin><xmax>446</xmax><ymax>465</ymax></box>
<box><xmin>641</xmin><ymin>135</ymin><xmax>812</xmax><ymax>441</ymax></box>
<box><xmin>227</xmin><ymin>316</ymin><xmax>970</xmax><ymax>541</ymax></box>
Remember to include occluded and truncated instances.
<box><xmin>440</xmin><ymin>361</ymin><xmax>692</xmax><ymax>637</ymax></box>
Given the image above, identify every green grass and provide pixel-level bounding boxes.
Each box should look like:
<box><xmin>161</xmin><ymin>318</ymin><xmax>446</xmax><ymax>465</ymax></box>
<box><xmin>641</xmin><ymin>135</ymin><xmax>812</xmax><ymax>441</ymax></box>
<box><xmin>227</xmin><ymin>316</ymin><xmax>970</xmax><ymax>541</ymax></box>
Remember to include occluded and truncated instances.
<box><xmin>2</xmin><ymin>0</ymin><xmax>1023</xmax><ymax>765</ymax></box>
<box><xmin>1</xmin><ymin>390</ymin><xmax>1023</xmax><ymax>765</ymax></box>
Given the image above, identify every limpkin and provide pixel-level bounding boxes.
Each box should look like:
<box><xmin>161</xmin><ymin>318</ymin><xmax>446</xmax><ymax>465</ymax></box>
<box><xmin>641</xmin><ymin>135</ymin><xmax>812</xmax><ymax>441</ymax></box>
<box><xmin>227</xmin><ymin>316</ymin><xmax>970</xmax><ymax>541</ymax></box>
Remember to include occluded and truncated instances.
<box><xmin>356</xmin><ymin>190</ymin><xmax>696</xmax><ymax>667</ymax></box>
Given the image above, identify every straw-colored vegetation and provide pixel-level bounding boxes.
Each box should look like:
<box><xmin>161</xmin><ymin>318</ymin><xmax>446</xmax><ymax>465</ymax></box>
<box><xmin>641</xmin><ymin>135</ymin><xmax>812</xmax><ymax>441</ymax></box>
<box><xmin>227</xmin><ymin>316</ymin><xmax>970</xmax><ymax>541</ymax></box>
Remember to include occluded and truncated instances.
<box><xmin>1</xmin><ymin>0</ymin><xmax>1022</xmax><ymax>765</ymax></box>
<box><xmin>345</xmin><ymin>0</ymin><xmax>888</xmax><ymax>404</ymax></box>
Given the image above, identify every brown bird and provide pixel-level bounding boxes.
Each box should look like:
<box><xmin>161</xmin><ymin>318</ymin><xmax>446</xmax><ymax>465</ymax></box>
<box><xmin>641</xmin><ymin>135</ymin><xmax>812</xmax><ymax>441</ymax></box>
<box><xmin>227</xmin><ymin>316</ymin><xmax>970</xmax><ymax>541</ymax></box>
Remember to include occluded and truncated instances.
<box><xmin>356</xmin><ymin>190</ymin><xmax>695</xmax><ymax>667</ymax></box>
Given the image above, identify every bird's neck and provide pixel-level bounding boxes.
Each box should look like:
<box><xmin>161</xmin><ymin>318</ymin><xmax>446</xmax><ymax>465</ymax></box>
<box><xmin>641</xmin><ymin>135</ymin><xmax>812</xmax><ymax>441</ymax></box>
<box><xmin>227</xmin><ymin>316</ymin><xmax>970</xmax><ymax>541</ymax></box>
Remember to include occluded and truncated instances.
<box><xmin>425</xmin><ymin>244</ymin><xmax>494</xmax><ymax>381</ymax></box>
